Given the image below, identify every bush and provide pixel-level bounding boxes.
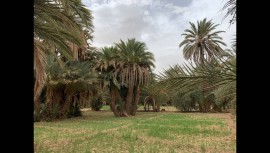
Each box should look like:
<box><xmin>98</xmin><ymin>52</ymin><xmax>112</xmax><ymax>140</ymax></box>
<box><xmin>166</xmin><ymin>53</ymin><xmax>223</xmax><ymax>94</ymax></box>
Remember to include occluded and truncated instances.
<box><xmin>38</xmin><ymin>103</ymin><xmax>53</xmax><ymax>122</ymax></box>
<box><xmin>213</xmin><ymin>82</ymin><xmax>236</xmax><ymax>109</ymax></box>
<box><xmin>35</xmin><ymin>102</ymin><xmax>82</xmax><ymax>121</ymax></box>
<box><xmin>91</xmin><ymin>96</ymin><xmax>103</xmax><ymax>111</ymax></box>
<box><xmin>172</xmin><ymin>89</ymin><xmax>204</xmax><ymax>112</ymax></box>
<box><xmin>172</xmin><ymin>92</ymin><xmax>195</xmax><ymax>111</ymax></box>
<box><xmin>67</xmin><ymin>102</ymin><xmax>82</xmax><ymax>118</ymax></box>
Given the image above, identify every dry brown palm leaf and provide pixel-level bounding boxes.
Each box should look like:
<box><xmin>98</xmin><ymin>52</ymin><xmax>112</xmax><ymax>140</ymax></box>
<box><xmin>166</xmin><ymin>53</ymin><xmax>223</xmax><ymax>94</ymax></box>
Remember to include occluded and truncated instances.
<box><xmin>68</xmin><ymin>30</ymin><xmax>89</xmax><ymax>61</ymax></box>
<box><xmin>34</xmin><ymin>40</ymin><xmax>47</xmax><ymax>102</ymax></box>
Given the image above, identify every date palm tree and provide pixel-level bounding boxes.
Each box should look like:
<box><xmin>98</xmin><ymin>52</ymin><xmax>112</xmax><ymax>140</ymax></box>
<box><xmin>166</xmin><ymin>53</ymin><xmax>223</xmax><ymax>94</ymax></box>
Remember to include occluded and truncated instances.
<box><xmin>96</xmin><ymin>39</ymin><xmax>155</xmax><ymax>117</ymax></box>
<box><xmin>40</xmin><ymin>55</ymin><xmax>99</xmax><ymax>121</ymax></box>
<box><xmin>114</xmin><ymin>38</ymin><xmax>155</xmax><ymax>116</ymax></box>
<box><xmin>179</xmin><ymin>18</ymin><xmax>226</xmax><ymax>65</ymax></box>
<box><xmin>95</xmin><ymin>46</ymin><xmax>122</xmax><ymax>116</ymax></box>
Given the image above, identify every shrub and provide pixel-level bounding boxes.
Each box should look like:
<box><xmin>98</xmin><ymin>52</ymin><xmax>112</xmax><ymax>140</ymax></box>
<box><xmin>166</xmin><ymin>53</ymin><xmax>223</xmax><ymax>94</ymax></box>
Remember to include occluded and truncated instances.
<box><xmin>67</xmin><ymin>102</ymin><xmax>82</xmax><ymax>118</ymax></box>
<box><xmin>91</xmin><ymin>96</ymin><xmax>103</xmax><ymax>111</ymax></box>
<box><xmin>36</xmin><ymin>102</ymin><xmax>82</xmax><ymax>121</ymax></box>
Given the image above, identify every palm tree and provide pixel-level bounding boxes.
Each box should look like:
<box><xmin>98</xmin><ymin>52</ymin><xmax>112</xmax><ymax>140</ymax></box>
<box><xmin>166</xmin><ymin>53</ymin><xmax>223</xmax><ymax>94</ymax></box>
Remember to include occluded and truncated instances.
<box><xmin>114</xmin><ymin>38</ymin><xmax>155</xmax><ymax>116</ymax></box>
<box><xmin>95</xmin><ymin>46</ymin><xmax>122</xmax><ymax>116</ymax></box>
<box><xmin>141</xmin><ymin>76</ymin><xmax>170</xmax><ymax>112</ymax></box>
<box><xmin>34</xmin><ymin>0</ymin><xmax>94</xmax><ymax>105</ymax></box>
<box><xmin>96</xmin><ymin>39</ymin><xmax>155</xmax><ymax>117</ymax></box>
<box><xmin>38</xmin><ymin>55</ymin><xmax>99</xmax><ymax>121</ymax></box>
<box><xmin>179</xmin><ymin>18</ymin><xmax>227</xmax><ymax>65</ymax></box>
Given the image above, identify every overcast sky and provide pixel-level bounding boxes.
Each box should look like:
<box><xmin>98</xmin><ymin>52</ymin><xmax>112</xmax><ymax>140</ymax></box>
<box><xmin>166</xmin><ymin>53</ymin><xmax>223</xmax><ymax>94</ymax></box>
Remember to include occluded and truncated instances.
<box><xmin>82</xmin><ymin>0</ymin><xmax>236</xmax><ymax>74</ymax></box>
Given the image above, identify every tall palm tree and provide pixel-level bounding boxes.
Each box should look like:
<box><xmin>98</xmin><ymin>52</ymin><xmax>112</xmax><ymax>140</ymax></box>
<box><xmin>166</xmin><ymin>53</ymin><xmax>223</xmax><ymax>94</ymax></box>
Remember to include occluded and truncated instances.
<box><xmin>96</xmin><ymin>39</ymin><xmax>155</xmax><ymax>117</ymax></box>
<box><xmin>95</xmin><ymin>47</ymin><xmax>122</xmax><ymax>116</ymax></box>
<box><xmin>114</xmin><ymin>38</ymin><xmax>155</xmax><ymax>116</ymax></box>
<box><xmin>34</xmin><ymin>0</ymin><xmax>93</xmax><ymax>104</ymax></box>
<box><xmin>179</xmin><ymin>18</ymin><xmax>226</xmax><ymax>65</ymax></box>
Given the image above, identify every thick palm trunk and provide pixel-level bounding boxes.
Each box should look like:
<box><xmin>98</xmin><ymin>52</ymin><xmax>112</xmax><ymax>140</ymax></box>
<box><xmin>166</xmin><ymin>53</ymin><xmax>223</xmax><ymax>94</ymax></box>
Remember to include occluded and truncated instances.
<box><xmin>144</xmin><ymin>96</ymin><xmax>148</xmax><ymax>111</ymax></box>
<box><xmin>109</xmin><ymin>89</ymin><xmax>120</xmax><ymax>117</ymax></box>
<box><xmin>152</xmin><ymin>97</ymin><xmax>157</xmax><ymax>112</ymax></box>
<box><xmin>131</xmin><ymin>87</ymin><xmax>140</xmax><ymax>116</ymax></box>
<box><xmin>109</xmin><ymin>98</ymin><xmax>119</xmax><ymax>117</ymax></box>
<box><xmin>63</xmin><ymin>95</ymin><xmax>72</xmax><ymax>117</ymax></box>
<box><xmin>109</xmin><ymin>85</ymin><xmax>130</xmax><ymax>117</ymax></box>
<box><xmin>124</xmin><ymin>74</ymin><xmax>134</xmax><ymax>116</ymax></box>
<box><xmin>123</xmin><ymin>85</ymin><xmax>133</xmax><ymax>117</ymax></box>
<box><xmin>45</xmin><ymin>87</ymin><xmax>53</xmax><ymax>111</ymax></box>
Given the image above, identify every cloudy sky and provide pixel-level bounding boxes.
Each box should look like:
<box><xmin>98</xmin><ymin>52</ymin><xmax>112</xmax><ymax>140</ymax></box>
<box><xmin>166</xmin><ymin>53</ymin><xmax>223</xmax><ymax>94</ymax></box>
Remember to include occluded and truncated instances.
<box><xmin>82</xmin><ymin>0</ymin><xmax>236</xmax><ymax>73</ymax></box>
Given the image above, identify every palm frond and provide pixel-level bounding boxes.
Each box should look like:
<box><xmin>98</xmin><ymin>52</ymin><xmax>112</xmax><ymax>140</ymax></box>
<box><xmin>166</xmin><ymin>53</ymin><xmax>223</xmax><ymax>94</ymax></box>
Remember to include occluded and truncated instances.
<box><xmin>34</xmin><ymin>40</ymin><xmax>47</xmax><ymax>102</ymax></box>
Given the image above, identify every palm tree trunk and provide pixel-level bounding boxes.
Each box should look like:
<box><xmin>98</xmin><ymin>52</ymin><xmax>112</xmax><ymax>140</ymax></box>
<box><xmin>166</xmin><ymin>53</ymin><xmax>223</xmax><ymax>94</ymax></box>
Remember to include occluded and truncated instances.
<box><xmin>131</xmin><ymin>87</ymin><xmax>140</xmax><ymax>116</ymax></box>
<box><xmin>45</xmin><ymin>87</ymin><xmax>53</xmax><ymax>111</ymax></box>
<box><xmin>109</xmin><ymin>89</ymin><xmax>120</xmax><ymax>117</ymax></box>
<box><xmin>144</xmin><ymin>96</ymin><xmax>148</xmax><ymax>111</ymax></box>
<box><xmin>152</xmin><ymin>97</ymin><xmax>156</xmax><ymax>112</ymax></box>
<box><xmin>124</xmin><ymin>86</ymin><xmax>133</xmax><ymax>116</ymax></box>
<box><xmin>124</xmin><ymin>74</ymin><xmax>134</xmax><ymax>116</ymax></box>
<box><xmin>63</xmin><ymin>95</ymin><xmax>72</xmax><ymax>117</ymax></box>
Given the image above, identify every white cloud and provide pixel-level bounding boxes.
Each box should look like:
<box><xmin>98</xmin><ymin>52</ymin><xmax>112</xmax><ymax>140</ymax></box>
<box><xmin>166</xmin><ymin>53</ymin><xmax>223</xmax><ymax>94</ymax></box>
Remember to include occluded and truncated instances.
<box><xmin>83</xmin><ymin>0</ymin><xmax>236</xmax><ymax>74</ymax></box>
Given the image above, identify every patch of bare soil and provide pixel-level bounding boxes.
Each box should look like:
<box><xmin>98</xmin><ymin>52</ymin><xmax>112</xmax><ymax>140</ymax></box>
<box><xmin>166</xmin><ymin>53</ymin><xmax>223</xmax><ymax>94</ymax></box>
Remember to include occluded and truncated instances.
<box><xmin>80</xmin><ymin>108</ymin><xmax>91</xmax><ymax>111</ymax></box>
<box><xmin>227</xmin><ymin>113</ymin><xmax>236</xmax><ymax>141</ymax></box>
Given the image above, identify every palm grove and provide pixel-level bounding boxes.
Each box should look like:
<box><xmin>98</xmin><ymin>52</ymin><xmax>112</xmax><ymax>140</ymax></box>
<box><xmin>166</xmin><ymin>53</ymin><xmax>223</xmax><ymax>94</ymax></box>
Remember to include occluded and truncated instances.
<box><xmin>34</xmin><ymin>0</ymin><xmax>236</xmax><ymax>121</ymax></box>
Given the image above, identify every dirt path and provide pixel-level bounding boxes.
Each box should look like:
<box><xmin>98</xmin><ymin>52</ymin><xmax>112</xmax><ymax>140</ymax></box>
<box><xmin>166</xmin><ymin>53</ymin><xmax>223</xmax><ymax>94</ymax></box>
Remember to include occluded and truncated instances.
<box><xmin>226</xmin><ymin>113</ymin><xmax>236</xmax><ymax>140</ymax></box>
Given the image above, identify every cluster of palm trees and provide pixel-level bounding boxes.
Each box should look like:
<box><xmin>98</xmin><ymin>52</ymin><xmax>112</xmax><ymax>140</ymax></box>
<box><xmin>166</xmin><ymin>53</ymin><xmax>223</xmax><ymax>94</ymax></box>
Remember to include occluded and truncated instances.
<box><xmin>95</xmin><ymin>38</ymin><xmax>155</xmax><ymax>117</ymax></box>
<box><xmin>34</xmin><ymin>0</ymin><xmax>96</xmax><ymax>121</ymax></box>
<box><xmin>34</xmin><ymin>0</ymin><xmax>155</xmax><ymax>120</ymax></box>
<box><xmin>139</xmin><ymin>13</ymin><xmax>236</xmax><ymax>112</ymax></box>
<box><xmin>34</xmin><ymin>0</ymin><xmax>236</xmax><ymax>120</ymax></box>
<box><xmin>157</xmin><ymin>17</ymin><xmax>236</xmax><ymax>112</ymax></box>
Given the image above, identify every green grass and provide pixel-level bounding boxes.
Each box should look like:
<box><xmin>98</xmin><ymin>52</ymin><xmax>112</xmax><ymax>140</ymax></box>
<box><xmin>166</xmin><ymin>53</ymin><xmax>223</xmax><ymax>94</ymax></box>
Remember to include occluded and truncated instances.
<box><xmin>34</xmin><ymin>111</ymin><xmax>236</xmax><ymax>153</ymax></box>
<box><xmin>100</xmin><ymin>105</ymin><xmax>110</xmax><ymax>110</ymax></box>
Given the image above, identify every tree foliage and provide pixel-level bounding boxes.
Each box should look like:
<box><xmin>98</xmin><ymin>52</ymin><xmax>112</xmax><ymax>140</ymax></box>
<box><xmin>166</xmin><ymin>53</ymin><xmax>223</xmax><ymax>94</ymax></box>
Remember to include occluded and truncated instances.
<box><xmin>96</xmin><ymin>38</ymin><xmax>155</xmax><ymax>117</ymax></box>
<box><xmin>158</xmin><ymin>46</ymin><xmax>236</xmax><ymax>112</ymax></box>
<box><xmin>222</xmin><ymin>0</ymin><xmax>236</xmax><ymax>25</ymax></box>
<box><xmin>34</xmin><ymin>0</ymin><xmax>94</xmax><ymax>102</ymax></box>
<box><xmin>179</xmin><ymin>18</ymin><xmax>226</xmax><ymax>65</ymax></box>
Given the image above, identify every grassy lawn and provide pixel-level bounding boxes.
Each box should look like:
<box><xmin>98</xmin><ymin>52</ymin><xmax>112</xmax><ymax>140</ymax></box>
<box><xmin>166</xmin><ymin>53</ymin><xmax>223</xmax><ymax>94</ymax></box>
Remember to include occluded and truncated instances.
<box><xmin>34</xmin><ymin>110</ymin><xmax>236</xmax><ymax>153</ymax></box>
